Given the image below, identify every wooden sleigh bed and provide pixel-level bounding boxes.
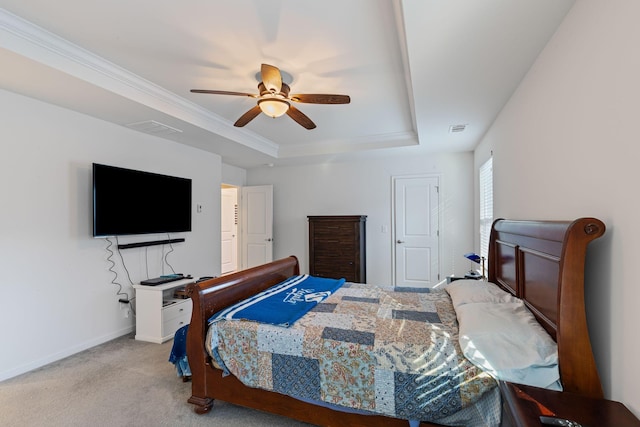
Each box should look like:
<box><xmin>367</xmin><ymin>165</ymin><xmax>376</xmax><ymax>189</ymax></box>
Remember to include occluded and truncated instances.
<box><xmin>185</xmin><ymin>217</ymin><xmax>605</xmax><ymax>426</ymax></box>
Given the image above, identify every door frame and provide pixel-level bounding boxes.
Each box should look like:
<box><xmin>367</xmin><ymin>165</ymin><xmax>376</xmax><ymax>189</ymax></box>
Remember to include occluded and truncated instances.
<box><xmin>240</xmin><ymin>184</ymin><xmax>273</xmax><ymax>270</ymax></box>
<box><xmin>220</xmin><ymin>185</ymin><xmax>239</xmax><ymax>275</ymax></box>
<box><xmin>391</xmin><ymin>173</ymin><xmax>442</xmax><ymax>287</ymax></box>
<box><xmin>221</xmin><ymin>184</ymin><xmax>274</xmax><ymax>272</ymax></box>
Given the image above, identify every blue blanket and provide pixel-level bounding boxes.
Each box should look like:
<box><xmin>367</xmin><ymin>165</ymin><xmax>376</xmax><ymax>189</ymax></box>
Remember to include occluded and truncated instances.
<box><xmin>209</xmin><ymin>275</ymin><xmax>345</xmax><ymax>327</ymax></box>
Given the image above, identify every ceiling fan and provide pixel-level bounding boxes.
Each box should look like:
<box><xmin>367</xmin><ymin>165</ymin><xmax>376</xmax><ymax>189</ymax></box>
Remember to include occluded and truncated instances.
<box><xmin>191</xmin><ymin>64</ymin><xmax>350</xmax><ymax>130</ymax></box>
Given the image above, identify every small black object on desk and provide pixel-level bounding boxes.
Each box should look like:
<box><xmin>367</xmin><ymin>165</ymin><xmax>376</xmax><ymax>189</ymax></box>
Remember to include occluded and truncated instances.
<box><xmin>140</xmin><ymin>275</ymin><xmax>184</xmax><ymax>286</ymax></box>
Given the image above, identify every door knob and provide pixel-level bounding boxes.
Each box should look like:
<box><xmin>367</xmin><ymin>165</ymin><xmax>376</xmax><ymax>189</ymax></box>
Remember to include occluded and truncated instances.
<box><xmin>265</xmin><ymin>238</ymin><xmax>273</xmax><ymax>242</ymax></box>
<box><xmin>397</xmin><ymin>240</ymin><xmax>405</xmax><ymax>244</ymax></box>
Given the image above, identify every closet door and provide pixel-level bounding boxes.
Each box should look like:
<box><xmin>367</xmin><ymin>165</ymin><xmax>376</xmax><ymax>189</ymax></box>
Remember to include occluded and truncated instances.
<box><xmin>308</xmin><ymin>216</ymin><xmax>366</xmax><ymax>283</ymax></box>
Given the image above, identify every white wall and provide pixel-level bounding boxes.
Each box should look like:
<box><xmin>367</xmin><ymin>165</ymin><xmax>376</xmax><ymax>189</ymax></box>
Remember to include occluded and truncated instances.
<box><xmin>248</xmin><ymin>151</ymin><xmax>474</xmax><ymax>285</ymax></box>
<box><xmin>0</xmin><ymin>89</ymin><xmax>222</xmax><ymax>381</ymax></box>
<box><xmin>475</xmin><ymin>0</ymin><xmax>639</xmax><ymax>415</ymax></box>
<box><xmin>222</xmin><ymin>163</ymin><xmax>247</xmax><ymax>187</ymax></box>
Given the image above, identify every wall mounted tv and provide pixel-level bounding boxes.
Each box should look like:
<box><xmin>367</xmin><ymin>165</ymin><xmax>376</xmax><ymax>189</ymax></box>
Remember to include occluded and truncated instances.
<box><xmin>92</xmin><ymin>163</ymin><xmax>192</xmax><ymax>237</ymax></box>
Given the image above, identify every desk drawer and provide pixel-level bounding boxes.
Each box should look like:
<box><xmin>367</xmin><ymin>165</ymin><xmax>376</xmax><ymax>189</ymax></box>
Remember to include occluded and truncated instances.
<box><xmin>162</xmin><ymin>314</ymin><xmax>189</xmax><ymax>338</ymax></box>
<box><xmin>162</xmin><ymin>299</ymin><xmax>192</xmax><ymax>322</ymax></box>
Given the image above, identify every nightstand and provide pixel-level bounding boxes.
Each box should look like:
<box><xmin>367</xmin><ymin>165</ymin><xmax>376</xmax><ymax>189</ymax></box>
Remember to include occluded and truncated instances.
<box><xmin>499</xmin><ymin>381</ymin><xmax>640</xmax><ymax>427</ymax></box>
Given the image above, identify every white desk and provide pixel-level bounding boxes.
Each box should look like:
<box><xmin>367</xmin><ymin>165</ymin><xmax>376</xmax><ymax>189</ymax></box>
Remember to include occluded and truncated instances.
<box><xmin>133</xmin><ymin>278</ymin><xmax>194</xmax><ymax>343</ymax></box>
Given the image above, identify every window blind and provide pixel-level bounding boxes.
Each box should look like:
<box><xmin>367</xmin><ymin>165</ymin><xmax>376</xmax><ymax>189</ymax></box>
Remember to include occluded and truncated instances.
<box><xmin>479</xmin><ymin>157</ymin><xmax>493</xmax><ymax>261</ymax></box>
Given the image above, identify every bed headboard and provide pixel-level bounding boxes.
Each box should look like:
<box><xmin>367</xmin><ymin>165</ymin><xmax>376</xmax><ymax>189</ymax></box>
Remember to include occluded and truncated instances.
<box><xmin>487</xmin><ymin>217</ymin><xmax>605</xmax><ymax>399</ymax></box>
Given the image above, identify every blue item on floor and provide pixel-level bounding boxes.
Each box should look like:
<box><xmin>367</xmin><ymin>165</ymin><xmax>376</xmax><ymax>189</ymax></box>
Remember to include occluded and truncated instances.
<box><xmin>168</xmin><ymin>324</ymin><xmax>191</xmax><ymax>378</ymax></box>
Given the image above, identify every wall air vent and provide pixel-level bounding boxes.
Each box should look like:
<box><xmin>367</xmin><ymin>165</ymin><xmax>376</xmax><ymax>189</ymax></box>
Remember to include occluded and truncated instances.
<box><xmin>125</xmin><ymin>120</ymin><xmax>183</xmax><ymax>136</ymax></box>
<box><xmin>449</xmin><ymin>124</ymin><xmax>467</xmax><ymax>133</ymax></box>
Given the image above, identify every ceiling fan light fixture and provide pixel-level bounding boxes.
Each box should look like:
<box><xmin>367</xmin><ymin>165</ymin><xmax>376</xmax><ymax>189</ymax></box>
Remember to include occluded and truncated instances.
<box><xmin>191</xmin><ymin>63</ymin><xmax>348</xmax><ymax>129</ymax></box>
<box><xmin>258</xmin><ymin>98</ymin><xmax>290</xmax><ymax>118</ymax></box>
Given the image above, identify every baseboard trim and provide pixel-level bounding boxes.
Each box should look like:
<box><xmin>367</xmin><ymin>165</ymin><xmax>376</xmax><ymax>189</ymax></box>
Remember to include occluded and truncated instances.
<box><xmin>0</xmin><ymin>325</ymin><xmax>134</xmax><ymax>382</ymax></box>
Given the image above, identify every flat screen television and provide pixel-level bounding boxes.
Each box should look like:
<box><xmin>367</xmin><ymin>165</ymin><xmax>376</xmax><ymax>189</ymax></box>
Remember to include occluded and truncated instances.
<box><xmin>92</xmin><ymin>163</ymin><xmax>192</xmax><ymax>237</ymax></box>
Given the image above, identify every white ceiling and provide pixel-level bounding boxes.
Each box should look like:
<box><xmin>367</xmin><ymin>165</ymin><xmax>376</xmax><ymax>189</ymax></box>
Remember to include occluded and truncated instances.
<box><xmin>0</xmin><ymin>0</ymin><xmax>575</xmax><ymax>169</ymax></box>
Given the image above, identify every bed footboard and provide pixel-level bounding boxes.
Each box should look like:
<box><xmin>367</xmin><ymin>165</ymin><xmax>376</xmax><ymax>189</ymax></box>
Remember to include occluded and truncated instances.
<box><xmin>185</xmin><ymin>256</ymin><xmax>300</xmax><ymax>414</ymax></box>
<box><xmin>184</xmin><ymin>256</ymin><xmax>442</xmax><ymax>426</ymax></box>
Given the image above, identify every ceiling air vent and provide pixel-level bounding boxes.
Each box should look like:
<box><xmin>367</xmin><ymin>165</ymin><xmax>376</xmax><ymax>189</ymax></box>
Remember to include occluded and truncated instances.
<box><xmin>125</xmin><ymin>120</ymin><xmax>183</xmax><ymax>136</ymax></box>
<box><xmin>449</xmin><ymin>124</ymin><xmax>467</xmax><ymax>133</ymax></box>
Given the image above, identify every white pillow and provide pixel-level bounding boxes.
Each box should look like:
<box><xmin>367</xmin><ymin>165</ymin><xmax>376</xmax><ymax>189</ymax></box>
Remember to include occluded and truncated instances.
<box><xmin>445</xmin><ymin>279</ymin><xmax>517</xmax><ymax>309</ymax></box>
<box><xmin>457</xmin><ymin>301</ymin><xmax>561</xmax><ymax>390</ymax></box>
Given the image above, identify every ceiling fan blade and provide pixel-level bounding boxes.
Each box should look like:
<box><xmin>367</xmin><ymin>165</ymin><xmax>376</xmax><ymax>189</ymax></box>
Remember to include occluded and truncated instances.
<box><xmin>261</xmin><ymin>63</ymin><xmax>282</xmax><ymax>93</ymax></box>
<box><xmin>234</xmin><ymin>105</ymin><xmax>262</xmax><ymax>127</ymax></box>
<box><xmin>286</xmin><ymin>105</ymin><xmax>316</xmax><ymax>130</ymax></box>
<box><xmin>191</xmin><ymin>89</ymin><xmax>257</xmax><ymax>98</ymax></box>
<box><xmin>290</xmin><ymin>94</ymin><xmax>351</xmax><ymax>104</ymax></box>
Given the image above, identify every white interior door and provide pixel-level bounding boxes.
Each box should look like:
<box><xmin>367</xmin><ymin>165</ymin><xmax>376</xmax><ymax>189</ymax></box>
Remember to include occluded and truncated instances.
<box><xmin>393</xmin><ymin>176</ymin><xmax>440</xmax><ymax>287</ymax></box>
<box><xmin>221</xmin><ymin>187</ymin><xmax>238</xmax><ymax>274</ymax></box>
<box><xmin>241</xmin><ymin>185</ymin><xmax>273</xmax><ymax>269</ymax></box>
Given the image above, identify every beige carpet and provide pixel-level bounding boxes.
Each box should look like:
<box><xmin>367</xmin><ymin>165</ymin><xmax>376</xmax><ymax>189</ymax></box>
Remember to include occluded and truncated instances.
<box><xmin>0</xmin><ymin>334</ymin><xmax>314</xmax><ymax>427</ymax></box>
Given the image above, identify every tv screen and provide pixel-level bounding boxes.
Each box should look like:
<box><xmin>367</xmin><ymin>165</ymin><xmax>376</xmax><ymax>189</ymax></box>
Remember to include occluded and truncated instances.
<box><xmin>92</xmin><ymin>163</ymin><xmax>192</xmax><ymax>237</ymax></box>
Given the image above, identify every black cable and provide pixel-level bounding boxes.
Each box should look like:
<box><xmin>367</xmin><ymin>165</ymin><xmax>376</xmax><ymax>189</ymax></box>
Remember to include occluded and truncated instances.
<box><xmin>145</xmin><ymin>245</ymin><xmax>149</xmax><ymax>279</ymax></box>
<box><xmin>114</xmin><ymin>236</ymin><xmax>135</xmax><ymax>286</ymax></box>
<box><xmin>161</xmin><ymin>243</ymin><xmax>165</xmax><ymax>276</ymax></box>
<box><xmin>164</xmin><ymin>233</ymin><xmax>177</xmax><ymax>274</ymax></box>
<box><xmin>114</xmin><ymin>236</ymin><xmax>137</xmax><ymax>316</ymax></box>
<box><xmin>105</xmin><ymin>237</ymin><xmax>130</xmax><ymax>301</ymax></box>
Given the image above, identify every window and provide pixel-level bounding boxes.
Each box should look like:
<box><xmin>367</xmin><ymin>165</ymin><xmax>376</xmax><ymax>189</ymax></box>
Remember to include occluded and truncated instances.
<box><xmin>479</xmin><ymin>157</ymin><xmax>493</xmax><ymax>261</ymax></box>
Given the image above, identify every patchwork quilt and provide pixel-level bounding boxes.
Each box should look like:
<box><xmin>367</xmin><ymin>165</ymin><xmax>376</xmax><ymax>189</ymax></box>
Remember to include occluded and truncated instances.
<box><xmin>207</xmin><ymin>282</ymin><xmax>496</xmax><ymax>423</ymax></box>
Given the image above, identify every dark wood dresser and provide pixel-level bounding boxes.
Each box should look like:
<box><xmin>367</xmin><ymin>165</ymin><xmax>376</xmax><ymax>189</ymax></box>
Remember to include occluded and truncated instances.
<box><xmin>308</xmin><ymin>215</ymin><xmax>366</xmax><ymax>283</ymax></box>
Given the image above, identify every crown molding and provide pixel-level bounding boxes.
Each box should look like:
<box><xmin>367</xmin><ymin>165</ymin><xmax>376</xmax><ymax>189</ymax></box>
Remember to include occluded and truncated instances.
<box><xmin>279</xmin><ymin>130</ymin><xmax>418</xmax><ymax>158</ymax></box>
<box><xmin>393</xmin><ymin>0</ymin><xmax>418</xmax><ymax>134</ymax></box>
<box><xmin>0</xmin><ymin>8</ymin><xmax>279</xmax><ymax>157</ymax></box>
